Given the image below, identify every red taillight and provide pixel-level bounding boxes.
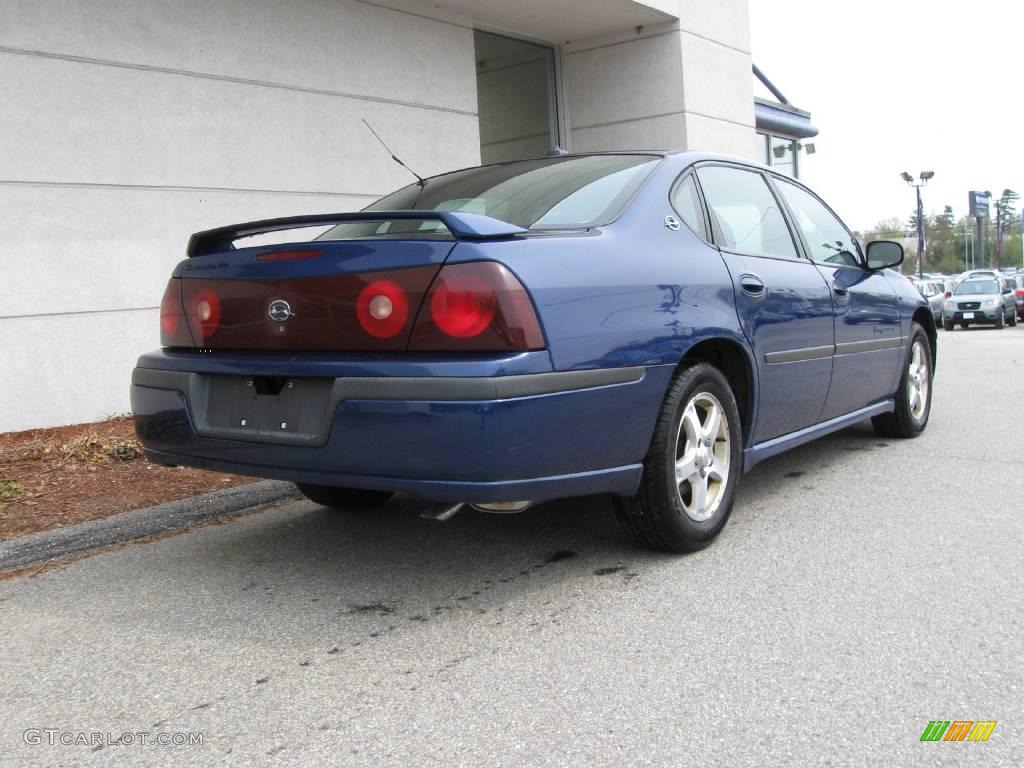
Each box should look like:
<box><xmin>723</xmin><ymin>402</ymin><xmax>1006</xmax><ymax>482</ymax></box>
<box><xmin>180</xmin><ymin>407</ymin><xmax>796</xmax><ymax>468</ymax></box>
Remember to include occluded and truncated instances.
<box><xmin>356</xmin><ymin>279</ymin><xmax>409</xmax><ymax>338</ymax></box>
<box><xmin>1015</xmin><ymin>288</ymin><xmax>1024</xmax><ymax>297</ymax></box>
<box><xmin>944</xmin><ymin>292</ymin><xmax>952</xmax><ymax>299</ymax></box>
<box><xmin>160</xmin><ymin>285</ymin><xmax>179</xmax><ymax>337</ymax></box>
<box><xmin>189</xmin><ymin>287</ymin><xmax>221</xmax><ymax>339</ymax></box>
<box><xmin>430</xmin><ymin>274</ymin><xmax>496</xmax><ymax>338</ymax></box>
<box><xmin>159</xmin><ymin>279</ymin><xmax>192</xmax><ymax>347</ymax></box>
<box><xmin>409</xmin><ymin>262</ymin><xmax>544</xmax><ymax>351</ymax></box>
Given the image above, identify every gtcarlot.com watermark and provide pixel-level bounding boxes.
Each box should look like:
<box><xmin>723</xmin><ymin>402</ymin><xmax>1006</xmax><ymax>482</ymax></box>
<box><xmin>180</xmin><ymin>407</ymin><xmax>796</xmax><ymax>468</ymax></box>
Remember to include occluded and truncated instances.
<box><xmin>24</xmin><ymin>729</ymin><xmax>203</xmax><ymax>747</ymax></box>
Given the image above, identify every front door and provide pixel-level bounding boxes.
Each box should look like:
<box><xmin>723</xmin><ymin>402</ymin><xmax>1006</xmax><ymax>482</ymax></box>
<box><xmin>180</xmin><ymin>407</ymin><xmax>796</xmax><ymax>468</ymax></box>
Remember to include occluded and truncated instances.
<box><xmin>696</xmin><ymin>164</ymin><xmax>836</xmax><ymax>444</ymax></box>
<box><xmin>771</xmin><ymin>177</ymin><xmax>902</xmax><ymax>419</ymax></box>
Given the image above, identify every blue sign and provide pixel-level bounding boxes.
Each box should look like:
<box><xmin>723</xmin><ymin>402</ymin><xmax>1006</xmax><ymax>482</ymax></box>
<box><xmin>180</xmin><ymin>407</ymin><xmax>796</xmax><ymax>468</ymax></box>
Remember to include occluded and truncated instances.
<box><xmin>969</xmin><ymin>191</ymin><xmax>991</xmax><ymax>219</ymax></box>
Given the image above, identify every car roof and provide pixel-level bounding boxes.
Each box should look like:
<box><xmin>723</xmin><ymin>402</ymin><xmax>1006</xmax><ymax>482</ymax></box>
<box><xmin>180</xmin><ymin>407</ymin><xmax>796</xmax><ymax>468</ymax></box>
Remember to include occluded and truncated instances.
<box><xmin>421</xmin><ymin>150</ymin><xmax>773</xmax><ymax>183</ymax></box>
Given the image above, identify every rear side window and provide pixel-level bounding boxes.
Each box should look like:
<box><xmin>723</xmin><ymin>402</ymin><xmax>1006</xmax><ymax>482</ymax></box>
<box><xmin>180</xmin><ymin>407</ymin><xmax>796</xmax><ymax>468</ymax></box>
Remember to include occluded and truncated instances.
<box><xmin>670</xmin><ymin>175</ymin><xmax>708</xmax><ymax>240</ymax></box>
<box><xmin>696</xmin><ymin>166</ymin><xmax>797</xmax><ymax>259</ymax></box>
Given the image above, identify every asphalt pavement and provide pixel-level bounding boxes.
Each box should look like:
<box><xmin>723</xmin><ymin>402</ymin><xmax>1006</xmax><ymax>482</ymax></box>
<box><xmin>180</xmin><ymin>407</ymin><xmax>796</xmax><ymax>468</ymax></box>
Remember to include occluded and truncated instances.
<box><xmin>1</xmin><ymin>324</ymin><xmax>1022</xmax><ymax>767</ymax></box>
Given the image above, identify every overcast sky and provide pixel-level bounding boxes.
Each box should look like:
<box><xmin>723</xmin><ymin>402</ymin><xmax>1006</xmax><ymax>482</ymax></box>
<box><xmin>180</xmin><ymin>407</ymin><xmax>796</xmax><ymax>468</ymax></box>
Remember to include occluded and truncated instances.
<box><xmin>749</xmin><ymin>0</ymin><xmax>1024</xmax><ymax>234</ymax></box>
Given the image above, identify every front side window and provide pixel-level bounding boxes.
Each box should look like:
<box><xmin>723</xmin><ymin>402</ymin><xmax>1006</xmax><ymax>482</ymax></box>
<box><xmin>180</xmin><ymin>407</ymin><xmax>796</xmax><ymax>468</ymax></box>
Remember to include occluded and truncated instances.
<box><xmin>670</xmin><ymin>174</ymin><xmax>708</xmax><ymax>240</ymax></box>
<box><xmin>696</xmin><ymin>165</ymin><xmax>797</xmax><ymax>259</ymax></box>
<box><xmin>358</xmin><ymin>154</ymin><xmax>660</xmax><ymax>233</ymax></box>
<box><xmin>774</xmin><ymin>179</ymin><xmax>861</xmax><ymax>268</ymax></box>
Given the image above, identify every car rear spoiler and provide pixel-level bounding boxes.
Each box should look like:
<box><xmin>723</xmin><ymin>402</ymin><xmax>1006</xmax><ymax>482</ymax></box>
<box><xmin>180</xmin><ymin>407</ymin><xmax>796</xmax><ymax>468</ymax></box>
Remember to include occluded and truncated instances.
<box><xmin>186</xmin><ymin>210</ymin><xmax>529</xmax><ymax>258</ymax></box>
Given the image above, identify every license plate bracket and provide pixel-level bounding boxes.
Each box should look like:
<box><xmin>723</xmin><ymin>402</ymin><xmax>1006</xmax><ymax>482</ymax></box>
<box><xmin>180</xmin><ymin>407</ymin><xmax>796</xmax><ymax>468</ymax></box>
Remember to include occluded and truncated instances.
<box><xmin>190</xmin><ymin>375</ymin><xmax>334</xmax><ymax>445</ymax></box>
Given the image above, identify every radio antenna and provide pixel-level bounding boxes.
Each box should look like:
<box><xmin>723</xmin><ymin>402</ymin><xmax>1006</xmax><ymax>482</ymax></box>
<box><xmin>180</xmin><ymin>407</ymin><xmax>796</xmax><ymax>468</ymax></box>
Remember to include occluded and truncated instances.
<box><xmin>362</xmin><ymin>119</ymin><xmax>426</xmax><ymax>187</ymax></box>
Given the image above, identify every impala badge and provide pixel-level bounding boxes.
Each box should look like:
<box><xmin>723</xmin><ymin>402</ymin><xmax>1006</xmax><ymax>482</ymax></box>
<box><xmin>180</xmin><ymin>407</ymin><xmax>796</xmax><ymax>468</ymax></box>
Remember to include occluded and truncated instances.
<box><xmin>268</xmin><ymin>299</ymin><xmax>294</xmax><ymax>322</ymax></box>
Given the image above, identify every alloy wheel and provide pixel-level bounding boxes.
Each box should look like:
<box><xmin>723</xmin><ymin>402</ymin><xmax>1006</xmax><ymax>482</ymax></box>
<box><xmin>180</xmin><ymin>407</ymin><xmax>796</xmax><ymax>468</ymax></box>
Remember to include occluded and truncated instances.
<box><xmin>675</xmin><ymin>392</ymin><xmax>731</xmax><ymax>522</ymax></box>
<box><xmin>907</xmin><ymin>340</ymin><xmax>930</xmax><ymax>421</ymax></box>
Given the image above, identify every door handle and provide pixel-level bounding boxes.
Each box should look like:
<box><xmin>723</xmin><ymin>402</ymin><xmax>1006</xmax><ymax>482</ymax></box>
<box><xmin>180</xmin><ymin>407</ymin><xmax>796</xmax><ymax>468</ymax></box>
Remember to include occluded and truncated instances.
<box><xmin>739</xmin><ymin>274</ymin><xmax>766</xmax><ymax>296</ymax></box>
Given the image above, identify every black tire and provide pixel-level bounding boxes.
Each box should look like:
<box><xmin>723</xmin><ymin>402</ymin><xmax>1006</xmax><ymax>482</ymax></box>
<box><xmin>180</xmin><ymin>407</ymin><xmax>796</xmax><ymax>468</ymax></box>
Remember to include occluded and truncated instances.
<box><xmin>942</xmin><ymin>318</ymin><xmax>954</xmax><ymax>331</ymax></box>
<box><xmin>960</xmin><ymin>322</ymin><xmax>968</xmax><ymax>329</ymax></box>
<box><xmin>1007</xmin><ymin>311</ymin><xmax>1016</xmax><ymax>327</ymax></box>
<box><xmin>995</xmin><ymin>312</ymin><xmax>1004</xmax><ymax>329</ymax></box>
<box><xmin>872</xmin><ymin>323</ymin><xmax>933</xmax><ymax>439</ymax></box>
<box><xmin>615</xmin><ymin>362</ymin><xmax>743</xmax><ymax>553</ymax></box>
<box><xmin>296</xmin><ymin>483</ymin><xmax>393</xmax><ymax>510</ymax></box>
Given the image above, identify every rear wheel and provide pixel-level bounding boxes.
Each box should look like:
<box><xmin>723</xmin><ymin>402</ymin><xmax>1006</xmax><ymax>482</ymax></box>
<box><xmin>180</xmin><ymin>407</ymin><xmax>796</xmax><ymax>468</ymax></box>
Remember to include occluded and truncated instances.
<box><xmin>872</xmin><ymin>323</ymin><xmax>932</xmax><ymax>439</ymax></box>
<box><xmin>296</xmin><ymin>483</ymin><xmax>393</xmax><ymax>510</ymax></box>
<box><xmin>616</xmin><ymin>362</ymin><xmax>743</xmax><ymax>553</ymax></box>
<box><xmin>960</xmin><ymin>321</ymin><xmax>968</xmax><ymax>329</ymax></box>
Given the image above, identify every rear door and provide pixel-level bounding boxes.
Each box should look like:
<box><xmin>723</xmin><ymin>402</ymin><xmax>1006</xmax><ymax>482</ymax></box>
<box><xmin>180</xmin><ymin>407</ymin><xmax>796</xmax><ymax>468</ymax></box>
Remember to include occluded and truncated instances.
<box><xmin>770</xmin><ymin>176</ymin><xmax>902</xmax><ymax>418</ymax></box>
<box><xmin>695</xmin><ymin>164</ymin><xmax>835</xmax><ymax>443</ymax></box>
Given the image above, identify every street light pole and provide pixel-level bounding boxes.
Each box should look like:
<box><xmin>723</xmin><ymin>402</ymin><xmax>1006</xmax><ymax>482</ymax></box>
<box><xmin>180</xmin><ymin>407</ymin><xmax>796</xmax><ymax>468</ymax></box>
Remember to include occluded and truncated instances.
<box><xmin>915</xmin><ymin>185</ymin><xmax>924</xmax><ymax>278</ymax></box>
<box><xmin>901</xmin><ymin>170</ymin><xmax>934</xmax><ymax>279</ymax></box>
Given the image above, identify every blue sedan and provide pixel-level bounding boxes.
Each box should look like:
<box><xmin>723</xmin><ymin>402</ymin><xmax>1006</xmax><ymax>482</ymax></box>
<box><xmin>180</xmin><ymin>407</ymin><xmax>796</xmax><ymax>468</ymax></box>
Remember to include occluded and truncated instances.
<box><xmin>132</xmin><ymin>151</ymin><xmax>936</xmax><ymax>552</ymax></box>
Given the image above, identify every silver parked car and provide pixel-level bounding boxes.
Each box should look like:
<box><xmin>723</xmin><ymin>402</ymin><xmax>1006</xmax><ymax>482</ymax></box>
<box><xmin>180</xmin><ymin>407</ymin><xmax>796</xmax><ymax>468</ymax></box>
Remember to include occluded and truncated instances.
<box><xmin>942</xmin><ymin>276</ymin><xmax>1018</xmax><ymax>330</ymax></box>
<box><xmin>914</xmin><ymin>279</ymin><xmax>945</xmax><ymax>326</ymax></box>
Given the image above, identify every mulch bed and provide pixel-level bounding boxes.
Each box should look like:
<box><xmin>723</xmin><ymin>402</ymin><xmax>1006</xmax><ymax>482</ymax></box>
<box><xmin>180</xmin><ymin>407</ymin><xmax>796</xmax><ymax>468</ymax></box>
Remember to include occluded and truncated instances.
<box><xmin>0</xmin><ymin>417</ymin><xmax>255</xmax><ymax>541</ymax></box>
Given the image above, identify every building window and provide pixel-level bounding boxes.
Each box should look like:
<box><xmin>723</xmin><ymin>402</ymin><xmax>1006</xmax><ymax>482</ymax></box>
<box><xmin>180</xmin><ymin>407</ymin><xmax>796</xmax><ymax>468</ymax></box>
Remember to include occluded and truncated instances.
<box><xmin>758</xmin><ymin>132</ymin><xmax>804</xmax><ymax>179</ymax></box>
<box><xmin>758</xmin><ymin>133</ymin><xmax>771</xmax><ymax>166</ymax></box>
<box><xmin>770</xmin><ymin>136</ymin><xmax>797</xmax><ymax>177</ymax></box>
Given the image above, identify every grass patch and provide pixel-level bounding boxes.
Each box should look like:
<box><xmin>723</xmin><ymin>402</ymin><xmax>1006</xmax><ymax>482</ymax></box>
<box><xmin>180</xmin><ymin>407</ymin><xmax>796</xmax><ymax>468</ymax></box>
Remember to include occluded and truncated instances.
<box><xmin>0</xmin><ymin>479</ymin><xmax>22</xmax><ymax>507</ymax></box>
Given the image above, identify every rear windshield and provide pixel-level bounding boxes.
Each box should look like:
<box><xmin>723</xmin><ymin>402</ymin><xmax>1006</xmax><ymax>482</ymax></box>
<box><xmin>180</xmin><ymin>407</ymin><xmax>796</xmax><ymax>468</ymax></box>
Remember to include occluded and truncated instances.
<box><xmin>955</xmin><ymin>279</ymin><xmax>998</xmax><ymax>295</ymax></box>
<box><xmin>319</xmin><ymin>155</ymin><xmax>660</xmax><ymax>240</ymax></box>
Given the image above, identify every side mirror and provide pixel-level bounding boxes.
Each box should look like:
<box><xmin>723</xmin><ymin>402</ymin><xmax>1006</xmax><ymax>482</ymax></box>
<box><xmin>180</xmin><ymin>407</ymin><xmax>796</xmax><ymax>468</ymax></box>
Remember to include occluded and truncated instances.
<box><xmin>866</xmin><ymin>240</ymin><xmax>904</xmax><ymax>270</ymax></box>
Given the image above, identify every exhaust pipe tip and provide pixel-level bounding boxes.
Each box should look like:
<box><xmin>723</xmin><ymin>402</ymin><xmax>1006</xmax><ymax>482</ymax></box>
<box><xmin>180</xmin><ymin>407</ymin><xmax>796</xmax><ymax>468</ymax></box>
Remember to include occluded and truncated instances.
<box><xmin>419</xmin><ymin>502</ymin><xmax>466</xmax><ymax>521</ymax></box>
<box><xmin>470</xmin><ymin>501</ymin><xmax>532</xmax><ymax>514</ymax></box>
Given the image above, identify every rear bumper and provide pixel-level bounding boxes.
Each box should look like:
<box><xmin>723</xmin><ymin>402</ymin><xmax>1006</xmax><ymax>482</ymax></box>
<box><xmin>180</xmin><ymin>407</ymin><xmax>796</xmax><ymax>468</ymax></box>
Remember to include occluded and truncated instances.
<box><xmin>131</xmin><ymin>359</ymin><xmax>673</xmax><ymax>503</ymax></box>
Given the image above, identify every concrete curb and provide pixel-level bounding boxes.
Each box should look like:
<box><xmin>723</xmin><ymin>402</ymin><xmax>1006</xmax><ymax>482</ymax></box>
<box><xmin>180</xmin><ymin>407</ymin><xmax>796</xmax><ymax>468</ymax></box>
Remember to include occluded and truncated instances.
<box><xmin>0</xmin><ymin>480</ymin><xmax>300</xmax><ymax>572</ymax></box>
